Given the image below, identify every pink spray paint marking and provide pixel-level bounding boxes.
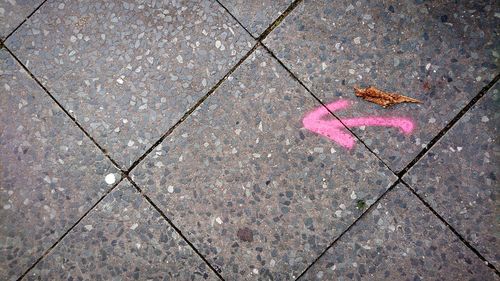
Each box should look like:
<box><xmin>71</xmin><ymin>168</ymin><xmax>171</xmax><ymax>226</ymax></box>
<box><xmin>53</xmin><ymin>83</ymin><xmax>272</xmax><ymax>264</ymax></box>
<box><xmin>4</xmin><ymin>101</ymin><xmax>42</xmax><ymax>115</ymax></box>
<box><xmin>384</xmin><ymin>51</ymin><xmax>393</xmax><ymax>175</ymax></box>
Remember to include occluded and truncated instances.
<box><xmin>302</xmin><ymin>100</ymin><xmax>415</xmax><ymax>149</ymax></box>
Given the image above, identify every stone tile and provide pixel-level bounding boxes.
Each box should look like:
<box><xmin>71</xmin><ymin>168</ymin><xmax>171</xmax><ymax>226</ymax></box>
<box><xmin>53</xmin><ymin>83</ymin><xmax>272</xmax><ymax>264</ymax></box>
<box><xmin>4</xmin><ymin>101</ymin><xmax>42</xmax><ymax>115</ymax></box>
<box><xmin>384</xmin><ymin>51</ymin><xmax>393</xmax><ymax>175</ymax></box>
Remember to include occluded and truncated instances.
<box><xmin>24</xmin><ymin>179</ymin><xmax>218</xmax><ymax>280</ymax></box>
<box><xmin>218</xmin><ymin>0</ymin><xmax>292</xmax><ymax>37</ymax></box>
<box><xmin>404</xmin><ymin>86</ymin><xmax>499</xmax><ymax>268</ymax></box>
<box><xmin>131</xmin><ymin>47</ymin><xmax>396</xmax><ymax>280</ymax></box>
<box><xmin>264</xmin><ymin>0</ymin><xmax>499</xmax><ymax>171</ymax></box>
<box><xmin>0</xmin><ymin>50</ymin><xmax>120</xmax><ymax>281</ymax></box>
<box><xmin>301</xmin><ymin>184</ymin><xmax>498</xmax><ymax>281</ymax></box>
<box><xmin>6</xmin><ymin>0</ymin><xmax>254</xmax><ymax>168</ymax></box>
<box><xmin>0</xmin><ymin>0</ymin><xmax>43</xmax><ymax>39</ymax></box>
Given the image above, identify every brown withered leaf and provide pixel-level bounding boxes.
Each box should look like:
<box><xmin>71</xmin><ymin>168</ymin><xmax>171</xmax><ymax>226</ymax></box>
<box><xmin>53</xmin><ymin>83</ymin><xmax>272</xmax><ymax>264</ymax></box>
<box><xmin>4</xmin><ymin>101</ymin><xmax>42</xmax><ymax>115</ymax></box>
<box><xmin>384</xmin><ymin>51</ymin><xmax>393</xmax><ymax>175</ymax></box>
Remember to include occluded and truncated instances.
<box><xmin>354</xmin><ymin>86</ymin><xmax>422</xmax><ymax>108</ymax></box>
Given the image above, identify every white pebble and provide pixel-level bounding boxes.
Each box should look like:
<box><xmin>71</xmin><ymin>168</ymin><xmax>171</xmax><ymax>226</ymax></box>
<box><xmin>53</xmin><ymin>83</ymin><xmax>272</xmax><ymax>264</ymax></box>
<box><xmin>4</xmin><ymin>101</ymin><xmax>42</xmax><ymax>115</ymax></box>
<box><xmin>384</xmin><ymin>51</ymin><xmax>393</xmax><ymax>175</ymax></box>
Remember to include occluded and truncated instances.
<box><xmin>167</xmin><ymin>185</ymin><xmax>174</xmax><ymax>193</ymax></box>
<box><xmin>84</xmin><ymin>225</ymin><xmax>93</xmax><ymax>231</ymax></box>
<box><xmin>353</xmin><ymin>37</ymin><xmax>361</xmax><ymax>44</ymax></box>
<box><xmin>481</xmin><ymin>116</ymin><xmax>489</xmax><ymax>122</ymax></box>
<box><xmin>105</xmin><ymin>173</ymin><xmax>116</xmax><ymax>185</ymax></box>
<box><xmin>176</xmin><ymin>55</ymin><xmax>183</xmax><ymax>63</ymax></box>
<box><xmin>130</xmin><ymin>223</ymin><xmax>139</xmax><ymax>230</ymax></box>
<box><xmin>216</xmin><ymin>217</ymin><xmax>223</xmax><ymax>224</ymax></box>
<box><xmin>350</xmin><ymin>191</ymin><xmax>357</xmax><ymax>200</ymax></box>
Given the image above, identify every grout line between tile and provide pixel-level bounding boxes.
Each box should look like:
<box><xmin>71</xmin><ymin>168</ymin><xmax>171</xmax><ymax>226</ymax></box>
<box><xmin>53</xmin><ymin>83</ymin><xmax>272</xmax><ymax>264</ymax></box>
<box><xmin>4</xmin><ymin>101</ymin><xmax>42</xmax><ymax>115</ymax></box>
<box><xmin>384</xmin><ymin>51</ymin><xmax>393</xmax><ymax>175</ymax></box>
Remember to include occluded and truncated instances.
<box><xmin>127</xmin><ymin>177</ymin><xmax>225</xmax><ymax>281</ymax></box>
<box><xmin>3</xmin><ymin>45</ymin><xmax>126</xmax><ymax>173</ymax></box>
<box><xmin>119</xmin><ymin>3</ymin><xmax>310</xmax><ymax>279</ymax></box>
<box><xmin>250</xmin><ymin>3</ymin><xmax>500</xmax><ymax>274</ymax></box>
<box><xmin>15</xmin><ymin>175</ymin><xmax>126</xmax><ymax>281</ymax></box>
<box><xmin>397</xmin><ymin>73</ymin><xmax>499</xmax><ymax>177</ymax></box>
<box><xmin>6</xmin><ymin>1</ymin><xmax>306</xmax><ymax>278</ymax></box>
<box><xmin>128</xmin><ymin>0</ymin><xmax>305</xmax><ymax>174</ymax></box>
<box><xmin>295</xmin><ymin>179</ymin><xmax>401</xmax><ymax>280</ymax></box>
<box><xmin>294</xmin><ymin>73</ymin><xmax>499</xmax><ymax>278</ymax></box>
<box><xmin>261</xmin><ymin>44</ymin><xmax>398</xmax><ymax>175</ymax></box>
<box><xmin>215</xmin><ymin>0</ymin><xmax>257</xmax><ymax>40</ymax></box>
<box><xmin>256</xmin><ymin>0</ymin><xmax>304</xmax><ymax>42</ymax></box>
<box><xmin>126</xmin><ymin>41</ymin><xmax>260</xmax><ymax>173</ymax></box>
<box><xmin>6</xmin><ymin>0</ymin><xmax>497</xmax><ymax>278</ymax></box>
<box><xmin>215</xmin><ymin>0</ymin><xmax>304</xmax><ymax>41</ymax></box>
<box><xmin>401</xmin><ymin>180</ymin><xmax>500</xmax><ymax>275</ymax></box>
<box><xmin>2</xmin><ymin>0</ymin><xmax>49</xmax><ymax>42</ymax></box>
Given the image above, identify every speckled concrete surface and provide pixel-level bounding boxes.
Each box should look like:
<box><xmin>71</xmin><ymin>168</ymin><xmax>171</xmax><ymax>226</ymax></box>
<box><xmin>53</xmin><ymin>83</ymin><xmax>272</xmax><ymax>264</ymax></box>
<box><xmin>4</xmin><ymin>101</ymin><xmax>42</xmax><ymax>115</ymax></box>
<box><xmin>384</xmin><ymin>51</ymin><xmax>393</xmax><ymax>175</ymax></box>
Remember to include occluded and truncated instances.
<box><xmin>131</xmin><ymin>47</ymin><xmax>397</xmax><ymax>280</ymax></box>
<box><xmin>301</xmin><ymin>184</ymin><xmax>498</xmax><ymax>281</ymax></box>
<box><xmin>24</xmin><ymin>179</ymin><xmax>218</xmax><ymax>281</ymax></box>
<box><xmin>404</xmin><ymin>86</ymin><xmax>499</xmax><ymax>268</ymax></box>
<box><xmin>0</xmin><ymin>49</ymin><xmax>120</xmax><ymax>281</ymax></box>
<box><xmin>0</xmin><ymin>0</ymin><xmax>43</xmax><ymax>39</ymax></box>
<box><xmin>264</xmin><ymin>0</ymin><xmax>499</xmax><ymax>172</ymax></box>
<box><xmin>218</xmin><ymin>0</ymin><xmax>292</xmax><ymax>37</ymax></box>
<box><xmin>5</xmin><ymin>0</ymin><xmax>254</xmax><ymax>168</ymax></box>
<box><xmin>1</xmin><ymin>0</ymin><xmax>499</xmax><ymax>280</ymax></box>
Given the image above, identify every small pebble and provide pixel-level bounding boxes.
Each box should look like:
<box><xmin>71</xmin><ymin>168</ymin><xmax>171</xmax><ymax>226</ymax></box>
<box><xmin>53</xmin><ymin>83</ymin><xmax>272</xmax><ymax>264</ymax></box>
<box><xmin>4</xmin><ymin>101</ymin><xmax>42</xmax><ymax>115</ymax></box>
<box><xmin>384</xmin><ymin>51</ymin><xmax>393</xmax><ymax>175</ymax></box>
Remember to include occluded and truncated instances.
<box><xmin>105</xmin><ymin>173</ymin><xmax>116</xmax><ymax>185</ymax></box>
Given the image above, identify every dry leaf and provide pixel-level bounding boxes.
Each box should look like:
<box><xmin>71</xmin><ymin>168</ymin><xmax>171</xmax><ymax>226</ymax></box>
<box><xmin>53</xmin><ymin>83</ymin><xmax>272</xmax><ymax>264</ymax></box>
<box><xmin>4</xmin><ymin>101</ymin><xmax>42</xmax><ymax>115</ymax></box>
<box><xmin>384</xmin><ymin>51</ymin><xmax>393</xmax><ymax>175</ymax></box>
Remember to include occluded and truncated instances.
<box><xmin>354</xmin><ymin>86</ymin><xmax>422</xmax><ymax>108</ymax></box>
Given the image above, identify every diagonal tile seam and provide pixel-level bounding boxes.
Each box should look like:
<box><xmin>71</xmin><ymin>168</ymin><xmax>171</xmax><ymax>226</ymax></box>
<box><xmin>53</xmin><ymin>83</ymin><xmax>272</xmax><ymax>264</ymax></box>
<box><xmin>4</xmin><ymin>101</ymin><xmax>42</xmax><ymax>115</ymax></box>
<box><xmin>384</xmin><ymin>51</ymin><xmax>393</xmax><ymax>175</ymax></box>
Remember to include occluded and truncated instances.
<box><xmin>2</xmin><ymin>45</ymin><xmax>126</xmax><ymax>173</ymax></box>
<box><xmin>294</xmin><ymin>74</ymin><xmax>500</xmax><ymax>279</ymax></box>
<box><xmin>225</xmin><ymin>1</ymin><xmax>500</xmax><ymax>275</ymax></box>
<box><xmin>397</xmin><ymin>73</ymin><xmax>500</xmax><ymax>177</ymax></box>
<box><xmin>4</xmin><ymin>1</ymin><xmax>306</xmax><ymax>279</ymax></box>
<box><xmin>4</xmin><ymin>0</ymin><xmax>495</xmax><ymax>278</ymax></box>
<box><xmin>126</xmin><ymin>176</ymin><xmax>225</xmax><ymax>280</ymax></box>
<box><xmin>294</xmin><ymin>179</ymin><xmax>401</xmax><ymax>280</ymax></box>
<box><xmin>215</xmin><ymin>0</ymin><xmax>398</xmax><ymax>175</ymax></box>
<box><xmin>261</xmin><ymin>44</ymin><xmax>398</xmax><ymax>175</ymax></box>
<box><xmin>0</xmin><ymin>0</ymin><xmax>49</xmax><ymax>43</ymax></box>
<box><xmin>215</xmin><ymin>0</ymin><xmax>305</xmax><ymax>41</ymax></box>
<box><xmin>2</xmin><ymin>39</ymin><xmax>257</xmax><ymax>280</ymax></box>
<box><xmin>215</xmin><ymin>0</ymin><xmax>256</xmax><ymax>40</ymax></box>
<box><xmin>14</xmin><ymin>175</ymin><xmax>127</xmax><ymax>281</ymax></box>
<box><xmin>126</xmin><ymin>41</ymin><xmax>259</xmax><ymax>173</ymax></box>
<box><xmin>127</xmin><ymin>0</ymin><xmax>306</xmax><ymax>173</ymax></box>
<box><xmin>400</xmin><ymin>180</ymin><xmax>500</xmax><ymax>275</ymax></box>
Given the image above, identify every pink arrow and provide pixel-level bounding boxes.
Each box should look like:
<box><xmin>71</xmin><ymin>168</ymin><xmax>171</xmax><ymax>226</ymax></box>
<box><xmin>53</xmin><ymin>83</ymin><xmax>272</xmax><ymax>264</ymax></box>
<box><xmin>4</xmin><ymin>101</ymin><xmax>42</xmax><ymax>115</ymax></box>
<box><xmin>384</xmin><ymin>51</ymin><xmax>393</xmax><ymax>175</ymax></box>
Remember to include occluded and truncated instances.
<box><xmin>303</xmin><ymin>100</ymin><xmax>415</xmax><ymax>149</ymax></box>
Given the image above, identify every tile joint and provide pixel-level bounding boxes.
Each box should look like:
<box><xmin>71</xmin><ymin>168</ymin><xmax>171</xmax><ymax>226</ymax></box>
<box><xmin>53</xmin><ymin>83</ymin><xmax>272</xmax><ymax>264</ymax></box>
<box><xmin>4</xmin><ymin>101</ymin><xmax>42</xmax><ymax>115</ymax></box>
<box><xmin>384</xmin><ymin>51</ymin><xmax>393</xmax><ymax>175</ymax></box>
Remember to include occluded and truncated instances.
<box><xmin>15</xmin><ymin>177</ymin><xmax>126</xmax><ymax>281</ymax></box>
<box><xmin>401</xmin><ymin>180</ymin><xmax>500</xmax><ymax>275</ymax></box>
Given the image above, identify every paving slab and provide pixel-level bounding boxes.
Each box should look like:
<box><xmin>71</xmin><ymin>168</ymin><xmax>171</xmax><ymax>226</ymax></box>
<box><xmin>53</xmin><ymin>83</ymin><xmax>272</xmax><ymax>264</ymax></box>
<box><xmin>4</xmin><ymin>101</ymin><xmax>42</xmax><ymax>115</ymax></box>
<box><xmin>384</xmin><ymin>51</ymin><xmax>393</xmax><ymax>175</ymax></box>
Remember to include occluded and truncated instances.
<box><xmin>0</xmin><ymin>0</ymin><xmax>43</xmax><ymax>39</ymax></box>
<box><xmin>131</xmin><ymin>47</ymin><xmax>397</xmax><ymax>280</ymax></box>
<box><xmin>404</xmin><ymin>86</ymin><xmax>499</xmax><ymax>268</ymax></box>
<box><xmin>6</xmin><ymin>0</ymin><xmax>254</xmax><ymax>168</ymax></box>
<box><xmin>218</xmin><ymin>0</ymin><xmax>292</xmax><ymax>38</ymax></box>
<box><xmin>264</xmin><ymin>0</ymin><xmax>499</xmax><ymax>172</ymax></box>
<box><xmin>301</xmin><ymin>184</ymin><xmax>498</xmax><ymax>281</ymax></box>
<box><xmin>0</xmin><ymin>49</ymin><xmax>120</xmax><ymax>280</ymax></box>
<box><xmin>24</xmin><ymin>179</ymin><xmax>218</xmax><ymax>280</ymax></box>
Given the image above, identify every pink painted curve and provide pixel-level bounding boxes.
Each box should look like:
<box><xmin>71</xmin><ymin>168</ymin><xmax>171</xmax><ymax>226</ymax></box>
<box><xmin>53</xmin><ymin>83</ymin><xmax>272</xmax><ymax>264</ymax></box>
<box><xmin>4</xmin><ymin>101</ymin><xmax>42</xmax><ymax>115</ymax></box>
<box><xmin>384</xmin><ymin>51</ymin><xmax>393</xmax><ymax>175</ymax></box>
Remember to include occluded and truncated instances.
<box><xmin>303</xmin><ymin>100</ymin><xmax>415</xmax><ymax>149</ymax></box>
